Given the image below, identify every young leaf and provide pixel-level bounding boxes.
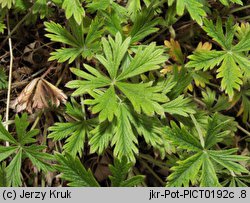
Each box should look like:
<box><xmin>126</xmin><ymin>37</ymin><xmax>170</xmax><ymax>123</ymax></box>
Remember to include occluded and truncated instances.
<box><xmin>62</xmin><ymin>0</ymin><xmax>85</xmax><ymax>24</ymax></box>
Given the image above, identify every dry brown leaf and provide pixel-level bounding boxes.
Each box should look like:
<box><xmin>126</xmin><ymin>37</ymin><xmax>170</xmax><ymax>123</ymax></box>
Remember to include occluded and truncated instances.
<box><xmin>23</xmin><ymin>41</ymin><xmax>49</xmax><ymax>67</ymax></box>
<box><xmin>164</xmin><ymin>38</ymin><xmax>184</xmax><ymax>64</ymax></box>
<box><xmin>11</xmin><ymin>77</ymin><xmax>67</xmax><ymax>113</ymax></box>
<box><xmin>160</xmin><ymin>65</ymin><xmax>182</xmax><ymax>75</ymax></box>
<box><xmin>12</xmin><ymin>66</ymin><xmax>33</xmax><ymax>81</ymax></box>
<box><xmin>196</xmin><ymin>42</ymin><xmax>212</xmax><ymax>51</ymax></box>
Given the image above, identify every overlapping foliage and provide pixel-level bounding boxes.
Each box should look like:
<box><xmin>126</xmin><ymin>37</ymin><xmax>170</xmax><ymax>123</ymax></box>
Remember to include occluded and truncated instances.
<box><xmin>0</xmin><ymin>0</ymin><xmax>249</xmax><ymax>187</ymax></box>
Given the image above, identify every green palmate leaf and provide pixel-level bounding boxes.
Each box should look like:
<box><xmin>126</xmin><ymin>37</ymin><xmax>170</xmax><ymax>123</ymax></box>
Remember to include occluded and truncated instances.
<box><xmin>48</xmin><ymin>101</ymin><xmax>95</xmax><ymax>156</ymax></box>
<box><xmin>0</xmin><ymin>114</ymin><xmax>54</xmax><ymax>186</ymax></box>
<box><xmin>55</xmin><ymin>153</ymin><xmax>100</xmax><ymax>187</ymax></box>
<box><xmin>62</xmin><ymin>0</ymin><xmax>85</xmax><ymax>24</ymax></box>
<box><xmin>111</xmin><ymin>104</ymin><xmax>138</xmax><ymax>162</ymax></box>
<box><xmin>163</xmin><ymin>95</ymin><xmax>196</xmax><ymax>117</ymax></box>
<box><xmin>68</xmin><ymin>32</ymin><xmax>168</xmax><ymax>117</ymax></box>
<box><xmin>166</xmin><ymin>114</ymin><xmax>249</xmax><ymax>186</ymax></box>
<box><xmin>67</xmin><ymin>32</ymin><xmax>211</xmax><ymax>161</ymax></box>
<box><xmin>109</xmin><ymin>156</ymin><xmax>144</xmax><ymax>187</ymax></box>
<box><xmin>168</xmin><ymin>0</ymin><xmax>206</xmax><ymax>25</ymax></box>
<box><xmin>45</xmin><ymin>17</ymin><xmax>103</xmax><ymax>63</ymax></box>
<box><xmin>167</xmin><ymin>152</ymin><xmax>204</xmax><ymax>187</ymax></box>
<box><xmin>187</xmin><ymin>17</ymin><xmax>250</xmax><ymax>99</ymax></box>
